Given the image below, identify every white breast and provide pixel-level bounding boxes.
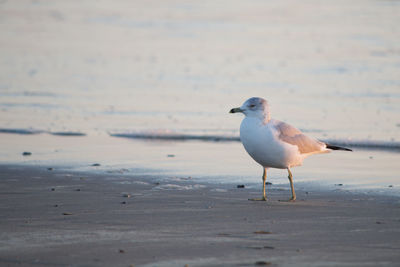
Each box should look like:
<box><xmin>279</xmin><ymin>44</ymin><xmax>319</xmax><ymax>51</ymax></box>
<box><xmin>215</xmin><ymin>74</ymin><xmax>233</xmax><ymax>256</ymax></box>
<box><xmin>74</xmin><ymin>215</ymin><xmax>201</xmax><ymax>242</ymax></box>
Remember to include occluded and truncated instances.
<box><xmin>239</xmin><ymin>118</ymin><xmax>304</xmax><ymax>169</ymax></box>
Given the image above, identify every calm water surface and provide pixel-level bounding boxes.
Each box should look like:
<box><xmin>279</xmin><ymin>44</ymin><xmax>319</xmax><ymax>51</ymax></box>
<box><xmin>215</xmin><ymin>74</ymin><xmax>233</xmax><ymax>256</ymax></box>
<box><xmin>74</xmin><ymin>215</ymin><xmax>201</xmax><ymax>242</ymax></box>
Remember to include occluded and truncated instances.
<box><xmin>0</xmin><ymin>1</ymin><xmax>399</xmax><ymax>192</ymax></box>
<box><xmin>1</xmin><ymin>0</ymin><xmax>399</xmax><ymax>142</ymax></box>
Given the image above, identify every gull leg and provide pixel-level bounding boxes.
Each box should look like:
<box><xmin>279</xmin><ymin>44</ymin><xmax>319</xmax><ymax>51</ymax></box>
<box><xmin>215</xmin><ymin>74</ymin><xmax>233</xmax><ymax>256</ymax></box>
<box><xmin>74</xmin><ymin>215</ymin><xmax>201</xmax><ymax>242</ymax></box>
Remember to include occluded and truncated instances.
<box><xmin>287</xmin><ymin>167</ymin><xmax>296</xmax><ymax>201</ymax></box>
<box><xmin>249</xmin><ymin>167</ymin><xmax>267</xmax><ymax>201</ymax></box>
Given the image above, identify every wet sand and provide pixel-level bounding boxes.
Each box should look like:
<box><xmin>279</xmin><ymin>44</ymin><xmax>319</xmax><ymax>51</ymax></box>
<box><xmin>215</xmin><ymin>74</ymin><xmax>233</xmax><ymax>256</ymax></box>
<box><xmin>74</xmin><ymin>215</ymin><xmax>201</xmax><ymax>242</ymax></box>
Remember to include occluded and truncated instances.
<box><xmin>1</xmin><ymin>164</ymin><xmax>399</xmax><ymax>267</ymax></box>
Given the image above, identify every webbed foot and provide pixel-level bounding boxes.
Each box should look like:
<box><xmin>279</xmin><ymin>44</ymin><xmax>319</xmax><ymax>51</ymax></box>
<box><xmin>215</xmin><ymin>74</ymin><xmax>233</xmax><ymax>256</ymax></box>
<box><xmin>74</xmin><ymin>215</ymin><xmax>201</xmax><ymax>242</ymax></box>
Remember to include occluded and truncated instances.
<box><xmin>278</xmin><ymin>197</ymin><xmax>296</xmax><ymax>202</ymax></box>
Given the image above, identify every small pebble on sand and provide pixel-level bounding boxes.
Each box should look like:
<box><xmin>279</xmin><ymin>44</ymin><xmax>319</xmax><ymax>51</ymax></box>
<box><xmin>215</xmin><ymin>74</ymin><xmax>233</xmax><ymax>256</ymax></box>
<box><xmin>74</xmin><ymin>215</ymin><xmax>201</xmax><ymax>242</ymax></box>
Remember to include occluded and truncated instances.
<box><xmin>254</xmin><ymin>231</ymin><xmax>272</xmax><ymax>234</ymax></box>
<box><xmin>264</xmin><ymin>246</ymin><xmax>275</xmax><ymax>249</ymax></box>
<box><xmin>22</xmin><ymin>152</ymin><xmax>32</xmax><ymax>156</ymax></box>
<box><xmin>255</xmin><ymin>261</ymin><xmax>271</xmax><ymax>266</ymax></box>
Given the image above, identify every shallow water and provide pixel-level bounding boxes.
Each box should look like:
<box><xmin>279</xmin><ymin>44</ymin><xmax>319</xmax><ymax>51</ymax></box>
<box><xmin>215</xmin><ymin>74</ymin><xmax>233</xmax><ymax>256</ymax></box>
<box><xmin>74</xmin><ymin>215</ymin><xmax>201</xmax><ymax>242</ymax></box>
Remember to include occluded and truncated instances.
<box><xmin>1</xmin><ymin>133</ymin><xmax>399</xmax><ymax>196</ymax></box>
<box><xmin>0</xmin><ymin>1</ymin><xmax>399</xmax><ymax>192</ymax></box>
<box><xmin>0</xmin><ymin>0</ymin><xmax>399</xmax><ymax>144</ymax></box>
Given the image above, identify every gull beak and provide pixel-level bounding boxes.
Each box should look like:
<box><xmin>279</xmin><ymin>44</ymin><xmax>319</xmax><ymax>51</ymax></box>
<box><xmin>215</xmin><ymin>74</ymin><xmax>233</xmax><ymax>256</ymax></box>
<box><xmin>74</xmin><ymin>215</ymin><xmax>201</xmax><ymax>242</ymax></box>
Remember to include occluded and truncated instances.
<box><xmin>229</xmin><ymin>107</ymin><xmax>243</xmax><ymax>113</ymax></box>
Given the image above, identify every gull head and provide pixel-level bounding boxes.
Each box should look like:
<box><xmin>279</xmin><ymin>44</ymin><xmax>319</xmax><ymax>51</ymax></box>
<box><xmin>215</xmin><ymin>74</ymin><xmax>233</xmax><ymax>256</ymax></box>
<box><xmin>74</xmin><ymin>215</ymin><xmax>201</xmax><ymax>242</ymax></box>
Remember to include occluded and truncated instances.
<box><xmin>229</xmin><ymin>97</ymin><xmax>270</xmax><ymax>121</ymax></box>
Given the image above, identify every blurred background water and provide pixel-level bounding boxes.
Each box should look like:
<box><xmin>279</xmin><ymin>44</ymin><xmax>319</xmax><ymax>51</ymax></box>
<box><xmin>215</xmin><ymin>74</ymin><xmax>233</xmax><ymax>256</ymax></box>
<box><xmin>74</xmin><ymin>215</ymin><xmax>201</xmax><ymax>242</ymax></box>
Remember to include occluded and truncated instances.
<box><xmin>0</xmin><ymin>0</ymin><xmax>399</xmax><ymax>143</ymax></box>
<box><xmin>1</xmin><ymin>1</ymin><xmax>400</xmax><ymax>193</ymax></box>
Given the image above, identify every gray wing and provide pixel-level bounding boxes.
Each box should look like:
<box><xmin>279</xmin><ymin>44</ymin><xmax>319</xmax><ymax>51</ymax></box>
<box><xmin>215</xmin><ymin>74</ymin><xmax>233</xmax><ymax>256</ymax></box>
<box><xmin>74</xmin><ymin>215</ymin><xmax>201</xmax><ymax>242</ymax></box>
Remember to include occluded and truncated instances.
<box><xmin>275</xmin><ymin>120</ymin><xmax>326</xmax><ymax>154</ymax></box>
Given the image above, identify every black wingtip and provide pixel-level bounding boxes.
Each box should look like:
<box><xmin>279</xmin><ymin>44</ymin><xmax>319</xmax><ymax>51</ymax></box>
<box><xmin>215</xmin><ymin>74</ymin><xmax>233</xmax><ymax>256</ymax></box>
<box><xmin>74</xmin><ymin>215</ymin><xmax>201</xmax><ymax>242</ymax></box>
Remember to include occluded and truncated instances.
<box><xmin>326</xmin><ymin>144</ymin><xmax>353</xmax><ymax>152</ymax></box>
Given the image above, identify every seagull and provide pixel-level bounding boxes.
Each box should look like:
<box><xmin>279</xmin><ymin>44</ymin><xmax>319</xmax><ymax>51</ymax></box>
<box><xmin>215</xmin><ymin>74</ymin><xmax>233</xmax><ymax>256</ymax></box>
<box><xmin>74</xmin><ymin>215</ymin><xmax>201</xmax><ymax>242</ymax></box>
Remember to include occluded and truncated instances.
<box><xmin>230</xmin><ymin>97</ymin><xmax>352</xmax><ymax>201</ymax></box>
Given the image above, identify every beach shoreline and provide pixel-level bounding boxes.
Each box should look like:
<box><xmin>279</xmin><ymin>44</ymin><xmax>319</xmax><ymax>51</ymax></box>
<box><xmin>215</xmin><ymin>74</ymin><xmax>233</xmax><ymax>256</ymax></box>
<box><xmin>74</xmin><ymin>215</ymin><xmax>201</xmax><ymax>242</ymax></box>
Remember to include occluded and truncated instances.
<box><xmin>1</xmin><ymin>1</ymin><xmax>399</xmax><ymax>265</ymax></box>
<box><xmin>1</xmin><ymin>164</ymin><xmax>399</xmax><ymax>267</ymax></box>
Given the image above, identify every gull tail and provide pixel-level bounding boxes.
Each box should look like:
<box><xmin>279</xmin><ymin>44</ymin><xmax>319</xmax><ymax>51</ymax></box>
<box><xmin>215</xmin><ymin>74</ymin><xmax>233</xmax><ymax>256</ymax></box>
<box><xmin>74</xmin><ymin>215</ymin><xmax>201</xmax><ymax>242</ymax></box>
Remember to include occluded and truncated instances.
<box><xmin>325</xmin><ymin>143</ymin><xmax>352</xmax><ymax>152</ymax></box>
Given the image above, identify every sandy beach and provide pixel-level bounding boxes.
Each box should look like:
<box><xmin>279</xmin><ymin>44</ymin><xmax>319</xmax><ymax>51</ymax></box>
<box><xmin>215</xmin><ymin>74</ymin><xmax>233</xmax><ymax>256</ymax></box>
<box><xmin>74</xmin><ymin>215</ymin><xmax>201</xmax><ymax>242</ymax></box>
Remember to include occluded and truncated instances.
<box><xmin>1</xmin><ymin>164</ymin><xmax>399</xmax><ymax>267</ymax></box>
<box><xmin>1</xmin><ymin>0</ymin><xmax>400</xmax><ymax>266</ymax></box>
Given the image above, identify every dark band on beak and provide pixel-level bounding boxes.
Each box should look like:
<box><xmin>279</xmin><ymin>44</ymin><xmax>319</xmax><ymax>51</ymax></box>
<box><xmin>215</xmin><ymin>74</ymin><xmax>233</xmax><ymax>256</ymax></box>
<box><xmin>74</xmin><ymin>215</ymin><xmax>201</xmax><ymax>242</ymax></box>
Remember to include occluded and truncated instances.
<box><xmin>229</xmin><ymin>107</ymin><xmax>243</xmax><ymax>113</ymax></box>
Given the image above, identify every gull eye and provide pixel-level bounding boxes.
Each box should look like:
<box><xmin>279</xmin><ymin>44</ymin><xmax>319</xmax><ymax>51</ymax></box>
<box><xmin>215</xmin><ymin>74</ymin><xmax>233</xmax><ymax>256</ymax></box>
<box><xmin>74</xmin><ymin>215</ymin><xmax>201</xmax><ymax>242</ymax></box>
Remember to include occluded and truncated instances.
<box><xmin>249</xmin><ymin>104</ymin><xmax>256</xmax><ymax>108</ymax></box>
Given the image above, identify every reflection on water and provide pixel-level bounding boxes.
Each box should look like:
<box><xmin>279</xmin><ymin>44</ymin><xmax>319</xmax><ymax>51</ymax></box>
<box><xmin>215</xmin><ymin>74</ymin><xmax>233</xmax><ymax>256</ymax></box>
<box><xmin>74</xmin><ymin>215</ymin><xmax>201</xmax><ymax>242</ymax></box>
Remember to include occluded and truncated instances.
<box><xmin>0</xmin><ymin>133</ymin><xmax>399</xmax><ymax>196</ymax></box>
